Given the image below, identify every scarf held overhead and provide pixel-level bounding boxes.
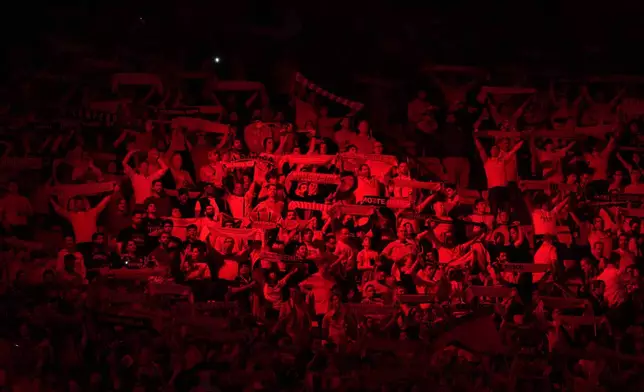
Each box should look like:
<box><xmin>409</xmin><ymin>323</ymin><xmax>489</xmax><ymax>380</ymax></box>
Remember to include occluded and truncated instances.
<box><xmin>287</xmin><ymin>171</ymin><xmax>340</xmax><ymax>184</ymax></box>
<box><xmin>295</xmin><ymin>73</ymin><xmax>364</xmax><ymax>111</ymax></box>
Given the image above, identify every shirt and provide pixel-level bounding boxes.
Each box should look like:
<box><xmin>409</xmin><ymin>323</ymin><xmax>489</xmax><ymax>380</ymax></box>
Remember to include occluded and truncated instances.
<box><xmin>350</xmin><ymin>134</ymin><xmax>374</xmax><ymax>154</ymax></box>
<box><xmin>538</xmin><ymin>150</ymin><xmax>565</xmax><ymax>182</ymax></box>
<box><xmin>484</xmin><ymin>157</ymin><xmax>508</xmax><ymax>188</ymax></box>
<box><xmin>597</xmin><ymin>265</ymin><xmax>626</xmax><ymax>307</ymax></box>
<box><xmin>355</xmin><ymin>177</ymin><xmax>381</xmax><ymax>203</ymax></box>
<box><xmin>500</xmin><ymin>151</ymin><xmax>518</xmax><ymax>183</ymax></box>
<box><xmin>130</xmin><ymin>173</ymin><xmax>155</xmax><ymax>204</ymax></box>
<box><xmin>300</xmin><ymin>273</ymin><xmax>336</xmax><ymax>315</ymax></box>
<box><xmin>67</xmin><ymin>209</ymin><xmax>99</xmax><ymax>244</ymax></box>
<box><xmin>533</xmin><ymin>242</ymin><xmax>557</xmax><ymax>281</ymax></box>
<box><xmin>532</xmin><ymin>209</ymin><xmax>557</xmax><ymax>236</ymax></box>
<box><xmin>199</xmin><ymin>163</ymin><xmax>225</xmax><ymax>187</ymax></box>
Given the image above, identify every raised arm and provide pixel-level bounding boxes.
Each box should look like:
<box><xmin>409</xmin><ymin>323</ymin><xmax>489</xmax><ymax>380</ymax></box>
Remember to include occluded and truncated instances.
<box><xmin>474</xmin><ymin>137</ymin><xmax>488</xmax><ymax>162</ymax></box>
<box><xmin>416</xmin><ymin>222</ymin><xmax>444</xmax><ymax>248</ymax></box>
<box><xmin>609</xmin><ymin>88</ymin><xmax>626</xmax><ymax>109</ymax></box>
<box><xmin>87</xmin><ymin>159</ymin><xmax>103</xmax><ymax>180</ymax></box>
<box><xmin>215</xmin><ymin>128</ymin><xmax>230</xmax><ymax>150</ymax></box>
<box><xmin>503</xmin><ymin>140</ymin><xmax>525</xmax><ymax>159</ymax></box>
<box><xmin>150</xmin><ymin>158</ymin><xmax>169</xmax><ymax>181</ymax></box>
<box><xmin>603</xmin><ymin>134</ymin><xmax>618</xmax><ymax>157</ymax></box>
<box><xmin>274</xmin><ymin>134</ymin><xmax>289</xmax><ymax>155</ymax></box>
<box><xmin>113</xmin><ymin>129</ymin><xmax>131</xmax><ymax>149</ymax></box>
<box><xmin>49</xmin><ymin>198</ymin><xmax>70</xmax><ymax>220</ymax></box>
<box><xmin>616</xmin><ymin>152</ymin><xmax>633</xmax><ymax>172</ymax></box>
<box><xmin>121</xmin><ymin>149</ymin><xmax>138</xmax><ymax>176</ymax></box>
<box><xmin>510</xmin><ymin>96</ymin><xmax>533</xmax><ymax>125</ymax></box>
<box><xmin>548</xmin><ymin>80</ymin><xmax>558</xmax><ymax>106</ymax></box>
<box><xmin>94</xmin><ymin>186</ymin><xmax>118</xmax><ymax>214</ymax></box>
<box><xmin>559</xmin><ymin>141</ymin><xmax>576</xmax><ymax>154</ymax></box>
<box><xmin>306</xmin><ymin>134</ymin><xmax>317</xmax><ymax>156</ymax></box>
<box><xmin>551</xmin><ymin>195</ymin><xmax>569</xmax><ymax>215</ymax></box>
<box><xmin>486</xmin><ymin>96</ymin><xmax>504</xmax><ymax>127</ymax></box>
<box><xmin>416</xmin><ymin>190</ymin><xmax>440</xmax><ymax>213</ymax></box>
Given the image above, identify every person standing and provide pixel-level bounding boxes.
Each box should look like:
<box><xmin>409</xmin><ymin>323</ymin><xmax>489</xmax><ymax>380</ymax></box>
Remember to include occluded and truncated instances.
<box><xmin>475</xmin><ymin>136</ymin><xmax>524</xmax><ymax>216</ymax></box>
<box><xmin>441</xmin><ymin>110</ymin><xmax>474</xmax><ymax>189</ymax></box>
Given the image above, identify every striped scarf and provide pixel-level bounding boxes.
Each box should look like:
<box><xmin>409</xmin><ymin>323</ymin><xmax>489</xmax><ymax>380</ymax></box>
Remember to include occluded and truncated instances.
<box><xmin>295</xmin><ymin>73</ymin><xmax>364</xmax><ymax>111</ymax></box>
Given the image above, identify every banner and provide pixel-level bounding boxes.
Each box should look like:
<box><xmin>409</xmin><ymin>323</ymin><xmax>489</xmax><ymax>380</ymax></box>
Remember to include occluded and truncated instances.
<box><xmin>148</xmin><ymin>283</ymin><xmax>192</xmax><ymax>297</ymax></box>
<box><xmin>538</xmin><ymin>296</ymin><xmax>589</xmax><ymax>309</ymax></box>
<box><xmin>427</xmin><ymin>64</ymin><xmax>487</xmax><ymax>75</ymax></box>
<box><xmin>398</xmin><ymin>294</ymin><xmax>434</xmax><ymax>304</ymax></box>
<box><xmin>622</xmin><ymin>208</ymin><xmax>644</xmax><ymax>218</ymax></box>
<box><xmin>249</xmin><ymin>221</ymin><xmax>278</xmax><ymax>230</ymax></box>
<box><xmin>281</xmin><ymin>154</ymin><xmax>335</xmax><ymax>166</ymax></box>
<box><xmin>295</xmin><ymin>73</ymin><xmax>364</xmax><ymax>111</ymax></box>
<box><xmin>0</xmin><ymin>157</ymin><xmax>43</xmax><ymax>171</ymax></box>
<box><xmin>468</xmin><ymin>286</ymin><xmax>513</xmax><ymax>298</ymax></box>
<box><xmin>499</xmin><ymin>263</ymin><xmax>550</xmax><ymax>273</ymax></box>
<box><xmin>156</xmin><ymin>107</ymin><xmax>201</xmax><ymax>116</ymax></box>
<box><xmin>519</xmin><ymin>180</ymin><xmax>578</xmax><ymax>192</ymax></box>
<box><xmin>223</xmin><ymin>159</ymin><xmax>255</xmax><ymax>169</ymax></box>
<box><xmin>476</xmin><ymin>126</ymin><xmax>614</xmax><ymax>140</ymax></box>
<box><xmin>52</xmin><ymin>182</ymin><xmax>116</xmax><ymax>203</ymax></box>
<box><xmin>212</xmin><ymin>80</ymin><xmax>265</xmax><ymax>91</ymax></box>
<box><xmin>329</xmin><ymin>203</ymin><xmax>375</xmax><ymax>217</ymax></box>
<box><xmin>480</xmin><ymin>86</ymin><xmax>537</xmax><ymax>96</ymax></box>
<box><xmin>288</xmin><ymin>201</ymin><xmax>330</xmax><ymax>212</ymax></box>
<box><xmin>360</xmin><ymin>196</ymin><xmax>411</xmax><ymax>210</ymax></box>
<box><xmin>259</xmin><ymin>252</ymin><xmax>304</xmax><ymax>263</ymax></box>
<box><xmin>392</xmin><ymin>179</ymin><xmax>441</xmax><ymax>191</ymax></box>
<box><xmin>172</xmin><ymin>117</ymin><xmax>229</xmax><ymax>134</ymax></box>
<box><xmin>593</xmin><ymin>193</ymin><xmax>644</xmax><ymax>203</ymax></box>
<box><xmin>287</xmin><ymin>171</ymin><xmax>340</xmax><ymax>184</ymax></box>
<box><xmin>347</xmin><ymin>304</ymin><xmax>394</xmax><ymax>318</ymax></box>
<box><xmin>205</xmin><ymin>224</ymin><xmax>264</xmax><ymax>243</ymax></box>
<box><xmin>98</xmin><ymin>267</ymin><xmax>167</xmax><ymax>281</ymax></box>
<box><xmin>112</xmin><ymin>73</ymin><xmax>163</xmax><ymax>93</ymax></box>
<box><xmin>339</xmin><ymin>153</ymin><xmax>398</xmax><ymax>165</ymax></box>
<box><xmin>68</xmin><ymin>108</ymin><xmax>117</xmax><ymax>126</ymax></box>
<box><xmin>552</xmin><ymin>314</ymin><xmax>601</xmax><ymax>327</ymax></box>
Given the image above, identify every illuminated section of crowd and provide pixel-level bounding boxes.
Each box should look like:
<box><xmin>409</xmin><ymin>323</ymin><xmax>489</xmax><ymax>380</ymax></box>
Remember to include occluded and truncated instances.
<box><xmin>2</xmin><ymin>69</ymin><xmax>644</xmax><ymax>391</ymax></box>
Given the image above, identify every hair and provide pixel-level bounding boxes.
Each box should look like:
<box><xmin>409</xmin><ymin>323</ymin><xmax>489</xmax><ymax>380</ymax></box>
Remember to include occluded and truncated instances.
<box><xmin>163</xmin><ymin>219</ymin><xmax>174</xmax><ymax>226</ymax></box>
<box><xmin>186</xmin><ymin>224</ymin><xmax>198</xmax><ymax>231</ymax></box>
<box><xmin>92</xmin><ymin>232</ymin><xmax>103</xmax><ymax>241</ymax></box>
<box><xmin>192</xmin><ymin>242</ymin><xmax>207</xmax><ymax>254</ymax></box>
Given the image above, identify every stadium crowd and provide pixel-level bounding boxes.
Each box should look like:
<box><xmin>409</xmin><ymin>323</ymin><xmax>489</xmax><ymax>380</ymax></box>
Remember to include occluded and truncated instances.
<box><xmin>2</xmin><ymin>67</ymin><xmax>644</xmax><ymax>391</ymax></box>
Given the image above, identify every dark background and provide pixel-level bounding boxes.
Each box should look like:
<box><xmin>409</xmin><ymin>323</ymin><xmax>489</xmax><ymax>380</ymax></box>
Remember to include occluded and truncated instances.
<box><xmin>1</xmin><ymin>1</ymin><xmax>642</xmax><ymax>91</ymax></box>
